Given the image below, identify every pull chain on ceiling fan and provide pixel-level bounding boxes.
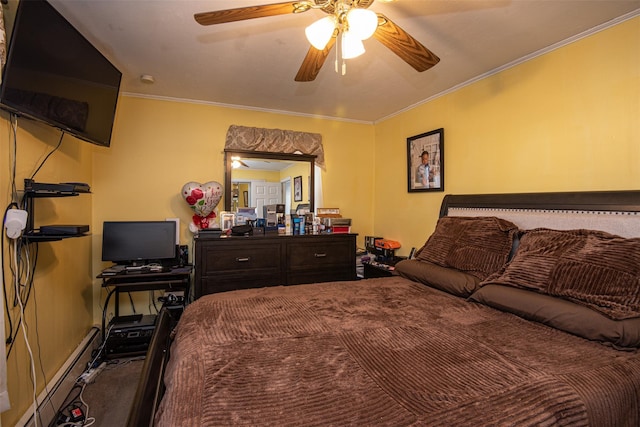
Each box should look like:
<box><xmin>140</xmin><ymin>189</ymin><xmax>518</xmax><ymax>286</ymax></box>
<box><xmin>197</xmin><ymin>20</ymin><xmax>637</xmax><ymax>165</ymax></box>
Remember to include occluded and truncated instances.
<box><xmin>194</xmin><ymin>0</ymin><xmax>440</xmax><ymax>82</ymax></box>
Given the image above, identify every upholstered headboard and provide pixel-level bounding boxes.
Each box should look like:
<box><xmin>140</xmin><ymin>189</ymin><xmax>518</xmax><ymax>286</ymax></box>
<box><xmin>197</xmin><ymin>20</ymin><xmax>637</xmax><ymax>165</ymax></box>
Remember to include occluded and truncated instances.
<box><xmin>439</xmin><ymin>190</ymin><xmax>640</xmax><ymax>237</ymax></box>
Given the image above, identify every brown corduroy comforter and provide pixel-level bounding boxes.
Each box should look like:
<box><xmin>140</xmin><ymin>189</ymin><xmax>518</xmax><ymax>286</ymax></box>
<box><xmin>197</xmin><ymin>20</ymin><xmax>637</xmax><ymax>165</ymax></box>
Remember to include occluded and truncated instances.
<box><xmin>155</xmin><ymin>277</ymin><xmax>640</xmax><ymax>426</ymax></box>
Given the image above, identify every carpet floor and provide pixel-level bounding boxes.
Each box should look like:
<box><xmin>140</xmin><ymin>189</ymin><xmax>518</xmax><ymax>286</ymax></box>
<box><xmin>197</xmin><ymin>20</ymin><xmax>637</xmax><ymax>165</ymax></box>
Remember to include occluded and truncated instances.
<box><xmin>80</xmin><ymin>357</ymin><xmax>144</xmax><ymax>426</ymax></box>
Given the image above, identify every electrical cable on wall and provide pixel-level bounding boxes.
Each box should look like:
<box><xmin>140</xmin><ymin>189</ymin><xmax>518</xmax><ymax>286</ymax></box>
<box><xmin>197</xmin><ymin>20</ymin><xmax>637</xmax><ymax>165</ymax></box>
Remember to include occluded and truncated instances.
<box><xmin>10</xmin><ymin>115</ymin><xmax>19</xmax><ymax>203</ymax></box>
<box><xmin>29</xmin><ymin>130</ymin><xmax>65</xmax><ymax>181</ymax></box>
<box><xmin>149</xmin><ymin>290</ymin><xmax>160</xmax><ymax>314</ymax></box>
<box><xmin>0</xmin><ymin>115</ymin><xmax>24</xmax><ymax>414</ymax></box>
<box><xmin>3</xmin><ymin>113</ymin><xmax>44</xmax><ymax>423</ymax></box>
<box><xmin>127</xmin><ymin>292</ymin><xmax>137</xmax><ymax>314</ymax></box>
<box><xmin>12</xmin><ymin>238</ymin><xmax>38</xmax><ymax>425</ymax></box>
<box><xmin>0</xmin><ymin>215</ymin><xmax>12</xmax><ymax>414</ymax></box>
<box><xmin>3</xmin><ymin>113</ymin><xmax>67</xmax><ymax>423</ymax></box>
<box><xmin>5</xmin><ymin>238</ymin><xmax>38</xmax><ymax>358</ymax></box>
<box><xmin>2</xmin><ymin>202</ymin><xmax>19</xmax><ymax>342</ymax></box>
<box><xmin>1</xmin><ymin>113</ymin><xmax>39</xmax><ymax>414</ymax></box>
<box><xmin>101</xmin><ymin>287</ymin><xmax>112</xmax><ymax>335</ymax></box>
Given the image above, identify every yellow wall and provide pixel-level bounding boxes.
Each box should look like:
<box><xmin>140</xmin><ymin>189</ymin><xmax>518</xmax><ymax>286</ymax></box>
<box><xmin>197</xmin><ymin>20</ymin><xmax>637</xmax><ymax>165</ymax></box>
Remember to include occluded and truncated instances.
<box><xmin>1</xmin><ymin>116</ymin><xmax>95</xmax><ymax>426</ymax></box>
<box><xmin>374</xmin><ymin>17</ymin><xmax>639</xmax><ymax>255</ymax></box>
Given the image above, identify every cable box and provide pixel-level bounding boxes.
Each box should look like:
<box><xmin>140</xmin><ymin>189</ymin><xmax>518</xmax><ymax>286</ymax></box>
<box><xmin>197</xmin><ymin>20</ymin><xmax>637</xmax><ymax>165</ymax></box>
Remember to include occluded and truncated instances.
<box><xmin>24</xmin><ymin>179</ymin><xmax>90</xmax><ymax>193</ymax></box>
<box><xmin>39</xmin><ymin>225</ymin><xmax>89</xmax><ymax>235</ymax></box>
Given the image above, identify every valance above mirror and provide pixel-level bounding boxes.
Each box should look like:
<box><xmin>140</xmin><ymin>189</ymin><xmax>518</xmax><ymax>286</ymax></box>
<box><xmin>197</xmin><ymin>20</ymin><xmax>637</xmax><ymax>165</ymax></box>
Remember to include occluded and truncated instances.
<box><xmin>225</xmin><ymin>125</ymin><xmax>325</xmax><ymax>169</ymax></box>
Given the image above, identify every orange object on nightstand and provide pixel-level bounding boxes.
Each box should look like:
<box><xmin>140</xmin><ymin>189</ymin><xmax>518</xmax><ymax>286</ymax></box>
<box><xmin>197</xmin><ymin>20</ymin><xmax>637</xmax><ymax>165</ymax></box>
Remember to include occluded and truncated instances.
<box><xmin>374</xmin><ymin>239</ymin><xmax>401</xmax><ymax>250</ymax></box>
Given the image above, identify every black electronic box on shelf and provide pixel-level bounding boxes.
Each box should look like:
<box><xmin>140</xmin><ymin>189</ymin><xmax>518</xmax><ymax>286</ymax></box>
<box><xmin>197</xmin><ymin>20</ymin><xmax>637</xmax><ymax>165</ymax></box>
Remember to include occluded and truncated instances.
<box><xmin>24</xmin><ymin>179</ymin><xmax>91</xmax><ymax>194</ymax></box>
<box><xmin>39</xmin><ymin>225</ymin><xmax>90</xmax><ymax>235</ymax></box>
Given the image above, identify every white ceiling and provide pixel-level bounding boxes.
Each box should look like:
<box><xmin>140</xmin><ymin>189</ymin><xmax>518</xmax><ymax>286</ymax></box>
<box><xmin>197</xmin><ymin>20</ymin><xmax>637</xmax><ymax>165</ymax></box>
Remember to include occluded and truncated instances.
<box><xmin>242</xmin><ymin>159</ymin><xmax>294</xmax><ymax>171</ymax></box>
<box><xmin>46</xmin><ymin>0</ymin><xmax>639</xmax><ymax>123</ymax></box>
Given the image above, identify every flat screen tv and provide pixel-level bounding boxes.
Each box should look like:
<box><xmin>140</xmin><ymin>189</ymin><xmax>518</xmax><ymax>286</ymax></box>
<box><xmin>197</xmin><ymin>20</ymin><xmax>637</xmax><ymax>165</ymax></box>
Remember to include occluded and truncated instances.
<box><xmin>0</xmin><ymin>0</ymin><xmax>122</xmax><ymax>147</ymax></box>
<box><xmin>102</xmin><ymin>221</ymin><xmax>177</xmax><ymax>266</ymax></box>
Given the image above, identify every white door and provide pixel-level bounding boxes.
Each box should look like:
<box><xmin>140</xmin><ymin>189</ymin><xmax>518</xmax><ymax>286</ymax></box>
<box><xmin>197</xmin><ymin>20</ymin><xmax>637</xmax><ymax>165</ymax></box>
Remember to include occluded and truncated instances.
<box><xmin>282</xmin><ymin>178</ymin><xmax>291</xmax><ymax>215</ymax></box>
<box><xmin>252</xmin><ymin>181</ymin><xmax>281</xmax><ymax>218</ymax></box>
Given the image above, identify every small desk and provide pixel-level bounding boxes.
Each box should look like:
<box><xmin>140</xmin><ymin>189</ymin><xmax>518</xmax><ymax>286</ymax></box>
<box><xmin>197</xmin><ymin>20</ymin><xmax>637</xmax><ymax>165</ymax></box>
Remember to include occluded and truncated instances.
<box><xmin>98</xmin><ymin>266</ymin><xmax>192</xmax><ymax>340</ymax></box>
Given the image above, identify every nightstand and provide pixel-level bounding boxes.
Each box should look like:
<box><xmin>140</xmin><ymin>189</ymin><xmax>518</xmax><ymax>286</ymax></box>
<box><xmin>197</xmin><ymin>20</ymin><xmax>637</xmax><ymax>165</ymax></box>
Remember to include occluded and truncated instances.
<box><xmin>362</xmin><ymin>257</ymin><xmax>407</xmax><ymax>278</ymax></box>
<box><xmin>363</xmin><ymin>262</ymin><xmax>394</xmax><ymax>278</ymax></box>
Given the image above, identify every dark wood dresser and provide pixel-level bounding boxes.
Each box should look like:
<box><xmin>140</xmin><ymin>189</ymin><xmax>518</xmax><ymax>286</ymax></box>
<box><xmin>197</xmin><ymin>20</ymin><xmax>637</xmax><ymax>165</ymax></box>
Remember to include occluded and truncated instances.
<box><xmin>194</xmin><ymin>233</ymin><xmax>357</xmax><ymax>298</ymax></box>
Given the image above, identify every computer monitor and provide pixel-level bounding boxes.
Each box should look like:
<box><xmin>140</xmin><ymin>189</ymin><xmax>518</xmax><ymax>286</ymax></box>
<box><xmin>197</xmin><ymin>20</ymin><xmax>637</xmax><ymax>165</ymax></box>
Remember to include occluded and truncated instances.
<box><xmin>102</xmin><ymin>221</ymin><xmax>176</xmax><ymax>266</ymax></box>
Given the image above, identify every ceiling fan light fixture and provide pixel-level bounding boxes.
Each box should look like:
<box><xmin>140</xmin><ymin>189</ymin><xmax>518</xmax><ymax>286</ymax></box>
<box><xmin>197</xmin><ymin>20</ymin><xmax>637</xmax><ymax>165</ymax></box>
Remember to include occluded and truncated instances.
<box><xmin>195</xmin><ymin>1</ymin><xmax>439</xmax><ymax>82</ymax></box>
<box><xmin>346</xmin><ymin>8</ymin><xmax>377</xmax><ymax>40</ymax></box>
<box><xmin>305</xmin><ymin>16</ymin><xmax>336</xmax><ymax>50</ymax></box>
<box><xmin>231</xmin><ymin>156</ymin><xmax>249</xmax><ymax>169</ymax></box>
<box><xmin>341</xmin><ymin>30</ymin><xmax>365</xmax><ymax>59</ymax></box>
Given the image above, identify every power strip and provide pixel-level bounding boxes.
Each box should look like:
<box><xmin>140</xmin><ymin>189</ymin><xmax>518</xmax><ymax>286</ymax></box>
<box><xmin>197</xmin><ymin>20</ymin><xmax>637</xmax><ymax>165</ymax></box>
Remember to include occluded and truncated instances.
<box><xmin>79</xmin><ymin>361</ymin><xmax>106</xmax><ymax>384</ymax></box>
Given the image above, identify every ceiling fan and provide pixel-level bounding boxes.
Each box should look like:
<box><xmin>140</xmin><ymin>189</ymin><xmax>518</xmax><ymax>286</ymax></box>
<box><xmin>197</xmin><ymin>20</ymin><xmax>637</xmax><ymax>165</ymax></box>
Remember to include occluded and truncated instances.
<box><xmin>194</xmin><ymin>0</ymin><xmax>440</xmax><ymax>82</ymax></box>
<box><xmin>231</xmin><ymin>156</ymin><xmax>250</xmax><ymax>168</ymax></box>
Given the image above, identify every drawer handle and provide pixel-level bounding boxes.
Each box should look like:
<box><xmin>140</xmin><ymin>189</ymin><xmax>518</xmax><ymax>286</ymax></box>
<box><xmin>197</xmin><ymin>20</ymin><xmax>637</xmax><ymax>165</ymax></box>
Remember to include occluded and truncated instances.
<box><xmin>314</xmin><ymin>253</ymin><xmax>327</xmax><ymax>258</ymax></box>
<box><xmin>236</xmin><ymin>257</ymin><xmax>251</xmax><ymax>262</ymax></box>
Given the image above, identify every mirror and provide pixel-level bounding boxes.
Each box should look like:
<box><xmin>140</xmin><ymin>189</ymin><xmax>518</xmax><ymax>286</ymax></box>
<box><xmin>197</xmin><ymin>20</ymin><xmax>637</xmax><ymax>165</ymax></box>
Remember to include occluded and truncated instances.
<box><xmin>224</xmin><ymin>150</ymin><xmax>316</xmax><ymax>218</ymax></box>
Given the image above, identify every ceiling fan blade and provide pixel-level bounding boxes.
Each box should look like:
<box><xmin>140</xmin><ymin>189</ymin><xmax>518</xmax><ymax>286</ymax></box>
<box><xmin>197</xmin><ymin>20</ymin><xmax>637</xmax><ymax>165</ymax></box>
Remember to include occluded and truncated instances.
<box><xmin>295</xmin><ymin>37</ymin><xmax>336</xmax><ymax>82</ymax></box>
<box><xmin>195</xmin><ymin>2</ymin><xmax>306</xmax><ymax>26</ymax></box>
<box><xmin>372</xmin><ymin>14</ymin><xmax>440</xmax><ymax>72</ymax></box>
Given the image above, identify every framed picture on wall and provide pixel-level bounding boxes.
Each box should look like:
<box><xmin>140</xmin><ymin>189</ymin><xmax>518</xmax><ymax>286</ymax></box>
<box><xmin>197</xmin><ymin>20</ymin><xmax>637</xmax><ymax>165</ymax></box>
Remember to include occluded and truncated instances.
<box><xmin>294</xmin><ymin>176</ymin><xmax>303</xmax><ymax>202</ymax></box>
<box><xmin>407</xmin><ymin>128</ymin><xmax>444</xmax><ymax>193</ymax></box>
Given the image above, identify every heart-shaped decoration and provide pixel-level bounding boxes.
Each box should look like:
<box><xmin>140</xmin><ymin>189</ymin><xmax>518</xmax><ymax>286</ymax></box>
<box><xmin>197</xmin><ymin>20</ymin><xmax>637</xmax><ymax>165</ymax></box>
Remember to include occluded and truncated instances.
<box><xmin>181</xmin><ymin>181</ymin><xmax>223</xmax><ymax>218</ymax></box>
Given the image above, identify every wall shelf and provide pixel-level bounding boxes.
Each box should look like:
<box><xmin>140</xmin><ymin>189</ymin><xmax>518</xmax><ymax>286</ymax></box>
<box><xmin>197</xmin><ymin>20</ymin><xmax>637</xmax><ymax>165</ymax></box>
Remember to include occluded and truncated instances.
<box><xmin>22</xmin><ymin>179</ymin><xmax>91</xmax><ymax>242</ymax></box>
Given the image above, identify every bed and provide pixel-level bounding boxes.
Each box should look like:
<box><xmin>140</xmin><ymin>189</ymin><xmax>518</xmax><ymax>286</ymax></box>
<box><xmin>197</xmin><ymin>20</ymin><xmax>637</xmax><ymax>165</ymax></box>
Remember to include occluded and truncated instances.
<box><xmin>128</xmin><ymin>190</ymin><xmax>640</xmax><ymax>426</ymax></box>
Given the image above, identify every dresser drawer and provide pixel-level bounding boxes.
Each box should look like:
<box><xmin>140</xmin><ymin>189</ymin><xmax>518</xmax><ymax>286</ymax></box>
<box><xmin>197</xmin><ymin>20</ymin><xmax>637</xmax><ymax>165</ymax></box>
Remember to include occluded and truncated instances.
<box><xmin>198</xmin><ymin>240</ymin><xmax>282</xmax><ymax>275</ymax></box>
<box><xmin>287</xmin><ymin>240</ymin><xmax>353</xmax><ymax>270</ymax></box>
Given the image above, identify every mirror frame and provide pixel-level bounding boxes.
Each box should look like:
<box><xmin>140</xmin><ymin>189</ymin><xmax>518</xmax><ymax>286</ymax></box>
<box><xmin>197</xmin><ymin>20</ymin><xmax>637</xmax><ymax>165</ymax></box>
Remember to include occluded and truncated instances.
<box><xmin>224</xmin><ymin>149</ymin><xmax>316</xmax><ymax>213</ymax></box>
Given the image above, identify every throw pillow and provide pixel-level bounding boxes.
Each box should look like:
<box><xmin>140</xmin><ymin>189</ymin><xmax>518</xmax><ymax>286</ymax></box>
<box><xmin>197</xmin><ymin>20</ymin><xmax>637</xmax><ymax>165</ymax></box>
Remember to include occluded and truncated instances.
<box><xmin>415</xmin><ymin>216</ymin><xmax>518</xmax><ymax>280</ymax></box>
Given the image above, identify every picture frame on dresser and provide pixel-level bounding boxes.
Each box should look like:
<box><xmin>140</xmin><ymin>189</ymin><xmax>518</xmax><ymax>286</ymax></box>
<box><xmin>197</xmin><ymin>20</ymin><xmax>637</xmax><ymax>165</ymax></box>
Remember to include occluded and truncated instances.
<box><xmin>407</xmin><ymin>128</ymin><xmax>444</xmax><ymax>193</ymax></box>
<box><xmin>220</xmin><ymin>212</ymin><xmax>235</xmax><ymax>231</ymax></box>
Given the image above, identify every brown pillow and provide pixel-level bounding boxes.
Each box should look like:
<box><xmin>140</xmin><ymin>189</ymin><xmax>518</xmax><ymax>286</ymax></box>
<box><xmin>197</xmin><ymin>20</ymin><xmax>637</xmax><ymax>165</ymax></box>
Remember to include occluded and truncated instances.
<box><xmin>395</xmin><ymin>259</ymin><xmax>481</xmax><ymax>297</ymax></box>
<box><xmin>469</xmin><ymin>284</ymin><xmax>640</xmax><ymax>349</ymax></box>
<box><xmin>483</xmin><ymin>228</ymin><xmax>640</xmax><ymax>320</ymax></box>
<box><xmin>416</xmin><ymin>216</ymin><xmax>518</xmax><ymax>280</ymax></box>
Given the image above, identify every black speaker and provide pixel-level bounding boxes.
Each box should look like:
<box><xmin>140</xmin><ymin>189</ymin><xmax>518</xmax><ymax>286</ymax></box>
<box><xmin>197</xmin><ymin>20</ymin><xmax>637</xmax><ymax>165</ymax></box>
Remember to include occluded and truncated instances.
<box><xmin>178</xmin><ymin>245</ymin><xmax>188</xmax><ymax>266</ymax></box>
